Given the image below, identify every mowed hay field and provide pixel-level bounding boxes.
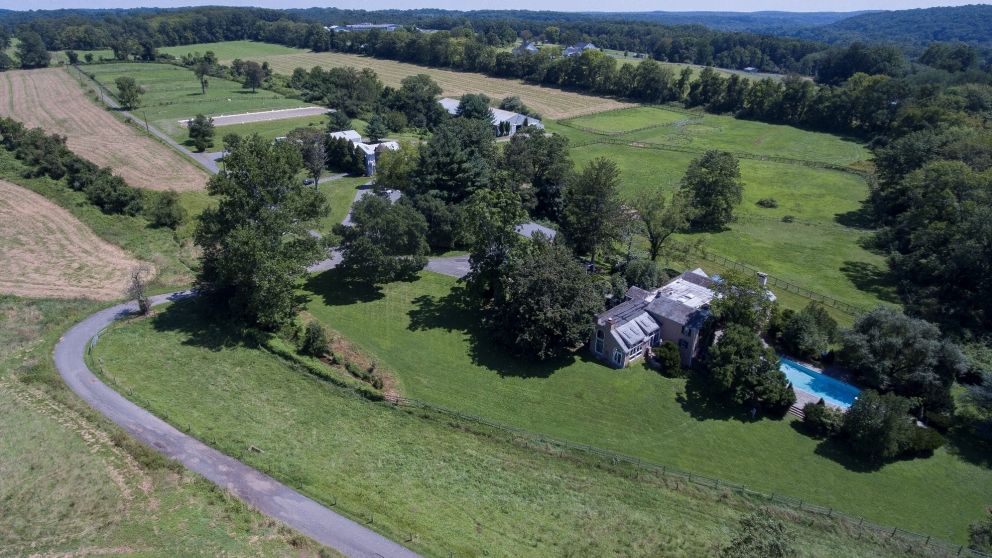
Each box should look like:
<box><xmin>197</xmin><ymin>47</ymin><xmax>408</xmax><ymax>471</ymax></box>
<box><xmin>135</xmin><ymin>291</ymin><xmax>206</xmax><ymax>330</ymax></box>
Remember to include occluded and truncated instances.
<box><xmin>0</xmin><ymin>180</ymin><xmax>145</xmax><ymax>300</ymax></box>
<box><xmin>257</xmin><ymin>50</ymin><xmax>633</xmax><ymax>119</ymax></box>
<box><xmin>0</xmin><ymin>68</ymin><xmax>208</xmax><ymax>191</ymax></box>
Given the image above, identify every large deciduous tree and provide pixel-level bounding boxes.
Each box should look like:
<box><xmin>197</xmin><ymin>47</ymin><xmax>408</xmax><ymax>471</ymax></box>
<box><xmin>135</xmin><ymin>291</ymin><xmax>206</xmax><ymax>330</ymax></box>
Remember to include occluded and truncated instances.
<box><xmin>839</xmin><ymin>307</ymin><xmax>967</xmax><ymax>419</ymax></box>
<box><xmin>374</xmin><ymin>140</ymin><xmax>419</xmax><ymax>192</ymax></box>
<box><xmin>16</xmin><ymin>32</ymin><xmax>49</xmax><ymax>69</ymax></box>
<box><xmin>636</xmin><ymin>188</ymin><xmax>689</xmax><ymax>261</ymax></box>
<box><xmin>561</xmin><ymin>157</ymin><xmax>624</xmax><ymax>263</ymax></box>
<box><xmin>287</xmin><ymin>127</ymin><xmax>326</xmax><ymax>182</ymax></box>
<box><xmin>680</xmin><ymin>150</ymin><xmax>742</xmax><ymax>230</ymax></box>
<box><xmin>114</xmin><ymin>76</ymin><xmax>143</xmax><ymax>110</ymax></box>
<box><xmin>502</xmin><ymin>132</ymin><xmax>573</xmax><ymax>221</ymax></box>
<box><xmin>194</xmin><ymin>134</ymin><xmax>329</xmax><ymax>329</ymax></box>
<box><xmin>334</xmin><ymin>193</ymin><xmax>428</xmax><ymax>283</ymax></box>
<box><xmin>187</xmin><ymin>114</ymin><xmax>215</xmax><ymax>153</ymax></box>
<box><xmin>705</xmin><ymin>324</ymin><xmax>795</xmax><ymax>413</ymax></box>
<box><xmin>464</xmin><ymin>188</ymin><xmax>527</xmax><ymax>298</ymax></box>
<box><xmin>488</xmin><ymin>236</ymin><xmax>602</xmax><ymax>360</ymax></box>
<box><xmin>456</xmin><ymin>93</ymin><xmax>495</xmax><ymax>123</ymax></box>
<box><xmin>242</xmin><ymin>60</ymin><xmax>266</xmax><ymax>93</ymax></box>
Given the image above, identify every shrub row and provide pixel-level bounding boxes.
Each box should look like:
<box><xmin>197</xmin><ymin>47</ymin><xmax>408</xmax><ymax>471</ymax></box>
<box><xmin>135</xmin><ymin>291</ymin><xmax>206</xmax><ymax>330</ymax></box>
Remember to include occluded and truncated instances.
<box><xmin>0</xmin><ymin>116</ymin><xmax>184</xmax><ymax>228</ymax></box>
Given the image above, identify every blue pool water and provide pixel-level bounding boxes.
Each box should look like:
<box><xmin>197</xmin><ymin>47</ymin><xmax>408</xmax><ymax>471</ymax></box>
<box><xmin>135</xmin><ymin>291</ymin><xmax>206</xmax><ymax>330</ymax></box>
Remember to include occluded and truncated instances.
<box><xmin>780</xmin><ymin>358</ymin><xmax>861</xmax><ymax>409</ymax></box>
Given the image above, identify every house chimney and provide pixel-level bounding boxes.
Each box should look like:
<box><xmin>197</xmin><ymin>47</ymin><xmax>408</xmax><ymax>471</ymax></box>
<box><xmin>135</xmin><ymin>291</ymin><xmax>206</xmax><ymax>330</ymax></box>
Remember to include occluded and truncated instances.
<box><xmin>606</xmin><ymin>317</ymin><xmax>617</xmax><ymax>329</ymax></box>
<box><xmin>757</xmin><ymin>272</ymin><xmax>768</xmax><ymax>288</ymax></box>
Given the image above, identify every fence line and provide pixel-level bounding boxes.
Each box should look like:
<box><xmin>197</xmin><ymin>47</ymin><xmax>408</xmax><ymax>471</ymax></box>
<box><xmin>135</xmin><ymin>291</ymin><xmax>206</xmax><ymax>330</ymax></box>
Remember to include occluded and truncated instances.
<box><xmin>665</xmin><ymin>239</ymin><xmax>866</xmax><ymax>315</ymax></box>
<box><xmin>384</xmin><ymin>394</ymin><xmax>987</xmax><ymax>558</ymax></box>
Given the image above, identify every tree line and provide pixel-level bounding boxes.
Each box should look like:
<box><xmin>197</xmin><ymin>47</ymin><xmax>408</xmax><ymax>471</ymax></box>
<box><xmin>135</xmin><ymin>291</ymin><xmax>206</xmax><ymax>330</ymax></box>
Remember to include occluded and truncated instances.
<box><xmin>0</xmin><ymin>117</ymin><xmax>185</xmax><ymax>229</ymax></box>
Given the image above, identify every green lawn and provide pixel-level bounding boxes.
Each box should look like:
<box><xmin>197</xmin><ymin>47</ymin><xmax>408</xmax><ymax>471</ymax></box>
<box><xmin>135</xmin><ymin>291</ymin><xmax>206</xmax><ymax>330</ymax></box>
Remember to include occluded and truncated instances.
<box><xmin>567</xmin><ymin>142</ymin><xmax>889</xmax><ymax>309</ymax></box>
<box><xmin>205</xmin><ymin>113</ymin><xmax>330</xmax><ymax>152</ymax></box>
<box><xmin>299</xmin><ymin>269</ymin><xmax>989</xmax><ymax>544</ymax></box>
<box><xmin>86</xmin><ymin>63</ymin><xmax>310</xmax><ymax>139</ymax></box>
<box><xmin>157</xmin><ymin>40</ymin><xmax>305</xmax><ymax>64</ymax></box>
<box><xmin>319</xmin><ymin>176</ymin><xmax>369</xmax><ymax>232</ymax></box>
<box><xmin>92</xmin><ymin>299</ymin><xmax>934</xmax><ymax>557</ymax></box>
<box><xmin>566</xmin><ymin>106</ymin><xmax>869</xmax><ymax>166</ymax></box>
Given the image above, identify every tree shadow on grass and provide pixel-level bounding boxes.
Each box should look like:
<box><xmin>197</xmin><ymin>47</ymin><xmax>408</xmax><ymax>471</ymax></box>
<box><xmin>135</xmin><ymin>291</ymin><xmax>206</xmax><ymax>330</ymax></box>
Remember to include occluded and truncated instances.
<box><xmin>834</xmin><ymin>205</ymin><xmax>876</xmax><ymax>230</ymax></box>
<box><xmin>303</xmin><ymin>267</ymin><xmax>385</xmax><ymax>306</ymax></box>
<box><xmin>150</xmin><ymin>297</ymin><xmax>259</xmax><ymax>352</ymax></box>
<box><xmin>809</xmin><ymin>434</ymin><xmax>886</xmax><ymax>473</ymax></box>
<box><xmin>944</xmin><ymin>428</ymin><xmax>992</xmax><ymax>469</ymax></box>
<box><xmin>406</xmin><ymin>285</ymin><xmax>579</xmax><ymax>379</ymax></box>
<box><xmin>677</xmin><ymin>372</ymin><xmax>758</xmax><ymax>422</ymax></box>
<box><xmin>840</xmin><ymin>260</ymin><xmax>901</xmax><ymax>303</ymax></box>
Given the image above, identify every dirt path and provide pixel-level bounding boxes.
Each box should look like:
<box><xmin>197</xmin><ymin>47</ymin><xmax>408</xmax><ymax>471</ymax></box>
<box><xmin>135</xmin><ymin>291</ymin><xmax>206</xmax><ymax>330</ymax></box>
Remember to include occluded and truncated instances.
<box><xmin>0</xmin><ymin>180</ymin><xmax>148</xmax><ymax>300</ymax></box>
<box><xmin>0</xmin><ymin>68</ymin><xmax>208</xmax><ymax>191</ymax></box>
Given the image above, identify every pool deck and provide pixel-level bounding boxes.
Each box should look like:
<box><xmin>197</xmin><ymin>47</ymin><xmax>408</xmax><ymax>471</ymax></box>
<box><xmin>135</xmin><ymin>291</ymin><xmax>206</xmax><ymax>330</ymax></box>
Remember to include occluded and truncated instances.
<box><xmin>792</xmin><ymin>387</ymin><xmax>847</xmax><ymax>411</ymax></box>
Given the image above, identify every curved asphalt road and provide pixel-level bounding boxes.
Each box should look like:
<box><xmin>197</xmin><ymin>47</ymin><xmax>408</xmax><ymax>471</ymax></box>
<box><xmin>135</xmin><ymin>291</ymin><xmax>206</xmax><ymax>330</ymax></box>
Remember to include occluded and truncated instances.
<box><xmin>54</xmin><ymin>291</ymin><xmax>421</xmax><ymax>558</ymax></box>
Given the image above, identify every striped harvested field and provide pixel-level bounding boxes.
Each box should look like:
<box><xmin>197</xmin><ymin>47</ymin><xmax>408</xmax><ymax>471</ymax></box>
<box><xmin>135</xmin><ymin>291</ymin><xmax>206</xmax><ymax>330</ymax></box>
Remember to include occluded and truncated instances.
<box><xmin>0</xmin><ymin>68</ymin><xmax>207</xmax><ymax>191</ymax></box>
<box><xmin>0</xmin><ymin>180</ymin><xmax>148</xmax><ymax>300</ymax></box>
<box><xmin>257</xmin><ymin>51</ymin><xmax>632</xmax><ymax>119</ymax></box>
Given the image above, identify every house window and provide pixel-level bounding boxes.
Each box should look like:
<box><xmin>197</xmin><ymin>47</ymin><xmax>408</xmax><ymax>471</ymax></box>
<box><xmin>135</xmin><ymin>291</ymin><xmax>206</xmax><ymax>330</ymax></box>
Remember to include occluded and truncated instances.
<box><xmin>595</xmin><ymin>330</ymin><xmax>605</xmax><ymax>354</ymax></box>
<box><xmin>612</xmin><ymin>348</ymin><xmax>623</xmax><ymax>366</ymax></box>
<box><xmin>652</xmin><ymin>331</ymin><xmax>661</xmax><ymax>345</ymax></box>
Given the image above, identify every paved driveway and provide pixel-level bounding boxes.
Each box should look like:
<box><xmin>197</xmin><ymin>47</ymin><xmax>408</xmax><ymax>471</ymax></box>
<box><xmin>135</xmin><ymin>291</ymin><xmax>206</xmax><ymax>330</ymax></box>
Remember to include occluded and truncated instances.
<box><xmin>53</xmin><ymin>292</ymin><xmax>421</xmax><ymax>558</ymax></box>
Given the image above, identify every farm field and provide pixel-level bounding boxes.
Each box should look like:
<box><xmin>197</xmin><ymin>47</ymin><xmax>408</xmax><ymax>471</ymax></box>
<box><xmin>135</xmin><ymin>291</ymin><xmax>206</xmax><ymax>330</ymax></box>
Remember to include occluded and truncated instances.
<box><xmin>0</xmin><ymin>180</ymin><xmax>146</xmax><ymax>300</ymax></box>
<box><xmin>255</xmin><ymin>49</ymin><xmax>634</xmax><ymax>119</ymax></box>
<box><xmin>86</xmin><ymin>62</ymin><xmax>309</xmax><ymax>139</ymax></box>
<box><xmin>0</xmin><ymin>149</ymin><xmax>199</xmax><ymax>290</ymax></box>
<box><xmin>0</xmin><ymin>296</ymin><xmax>330</xmax><ymax>557</ymax></box>
<box><xmin>92</xmin><ymin>298</ymin><xmax>938</xmax><ymax>557</ymax></box>
<box><xmin>299</xmin><ymin>269</ymin><xmax>989</xmax><ymax>543</ymax></box>
<box><xmin>158</xmin><ymin>40</ymin><xmax>305</xmax><ymax>62</ymax></box>
<box><xmin>0</xmin><ymin>68</ymin><xmax>208</xmax><ymax>191</ymax></box>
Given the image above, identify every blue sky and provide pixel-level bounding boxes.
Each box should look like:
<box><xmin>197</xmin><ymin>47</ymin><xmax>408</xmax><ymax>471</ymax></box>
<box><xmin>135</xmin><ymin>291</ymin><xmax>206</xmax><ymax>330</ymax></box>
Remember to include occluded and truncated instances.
<box><xmin>0</xmin><ymin>1</ymin><xmax>984</xmax><ymax>12</ymax></box>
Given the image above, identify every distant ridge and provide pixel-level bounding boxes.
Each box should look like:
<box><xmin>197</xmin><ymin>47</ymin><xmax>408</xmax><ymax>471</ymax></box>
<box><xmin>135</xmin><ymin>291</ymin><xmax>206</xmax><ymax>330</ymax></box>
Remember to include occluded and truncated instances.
<box><xmin>794</xmin><ymin>4</ymin><xmax>992</xmax><ymax>50</ymax></box>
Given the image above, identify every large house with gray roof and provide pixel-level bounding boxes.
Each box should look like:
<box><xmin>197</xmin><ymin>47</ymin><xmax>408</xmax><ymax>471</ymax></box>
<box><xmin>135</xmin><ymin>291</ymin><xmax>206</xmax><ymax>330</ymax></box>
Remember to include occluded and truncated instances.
<box><xmin>590</xmin><ymin>268</ymin><xmax>717</xmax><ymax>369</ymax></box>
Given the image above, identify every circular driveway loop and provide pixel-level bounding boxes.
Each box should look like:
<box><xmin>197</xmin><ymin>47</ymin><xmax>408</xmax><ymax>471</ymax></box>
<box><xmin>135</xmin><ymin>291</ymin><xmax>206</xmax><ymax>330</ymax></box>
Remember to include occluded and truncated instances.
<box><xmin>54</xmin><ymin>291</ymin><xmax>421</xmax><ymax>558</ymax></box>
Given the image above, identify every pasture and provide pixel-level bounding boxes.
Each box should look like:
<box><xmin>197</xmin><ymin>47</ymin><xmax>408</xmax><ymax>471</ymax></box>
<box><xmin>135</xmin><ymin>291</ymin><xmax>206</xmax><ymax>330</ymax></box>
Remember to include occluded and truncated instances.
<box><xmin>546</xmin><ymin>104</ymin><xmax>886</xmax><ymax>310</ymax></box>
<box><xmin>85</xmin><ymin>62</ymin><xmax>309</xmax><ymax>139</ymax></box>
<box><xmin>255</xmin><ymin>49</ymin><xmax>633</xmax><ymax>119</ymax></box>
<box><xmin>0</xmin><ymin>68</ymin><xmax>208</xmax><ymax>191</ymax></box>
<box><xmin>0</xmin><ymin>180</ymin><xmax>146</xmax><ymax>300</ymax></box>
<box><xmin>201</xmin><ymin>113</ymin><xmax>329</xmax><ymax>152</ymax></box>
<box><xmin>91</xmin><ymin>297</ymin><xmax>937</xmax><ymax>557</ymax></box>
<box><xmin>49</xmin><ymin>48</ymin><xmax>116</xmax><ymax>64</ymax></box>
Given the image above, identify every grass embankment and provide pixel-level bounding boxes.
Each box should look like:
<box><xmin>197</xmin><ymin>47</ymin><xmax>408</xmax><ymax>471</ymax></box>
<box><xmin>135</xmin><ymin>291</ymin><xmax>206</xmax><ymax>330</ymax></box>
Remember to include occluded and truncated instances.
<box><xmin>0</xmin><ymin>295</ymin><xmax>331</xmax><ymax>556</ymax></box>
<box><xmin>93</xmin><ymin>298</ymin><xmax>941</xmax><ymax>557</ymax></box>
<box><xmin>300</xmin><ymin>269</ymin><xmax>990</xmax><ymax>543</ymax></box>
<box><xmin>86</xmin><ymin>62</ymin><xmax>310</xmax><ymax>139</ymax></box>
<box><xmin>545</xmin><ymin>106</ymin><xmax>890</xmax><ymax>311</ymax></box>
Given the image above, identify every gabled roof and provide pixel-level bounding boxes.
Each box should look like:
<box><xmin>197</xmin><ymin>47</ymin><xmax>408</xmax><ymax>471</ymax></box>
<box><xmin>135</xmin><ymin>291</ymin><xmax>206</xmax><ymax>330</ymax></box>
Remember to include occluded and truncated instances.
<box><xmin>646</xmin><ymin>297</ymin><xmax>699</xmax><ymax>326</ymax></box>
<box><xmin>596</xmin><ymin>298</ymin><xmax>648</xmax><ymax>327</ymax></box>
<box><xmin>514</xmin><ymin>222</ymin><xmax>557</xmax><ymax>240</ymax></box>
<box><xmin>329</xmin><ymin>130</ymin><xmax>362</xmax><ymax>142</ymax></box>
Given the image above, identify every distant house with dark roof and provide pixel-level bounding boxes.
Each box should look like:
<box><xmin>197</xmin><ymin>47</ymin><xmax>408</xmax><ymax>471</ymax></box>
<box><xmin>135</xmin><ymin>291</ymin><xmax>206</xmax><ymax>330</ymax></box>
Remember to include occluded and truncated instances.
<box><xmin>591</xmin><ymin>268</ymin><xmax>717</xmax><ymax>369</ymax></box>
<box><xmin>512</xmin><ymin>41</ymin><xmax>540</xmax><ymax>56</ymax></box>
<box><xmin>563</xmin><ymin>41</ymin><xmax>597</xmax><ymax>57</ymax></box>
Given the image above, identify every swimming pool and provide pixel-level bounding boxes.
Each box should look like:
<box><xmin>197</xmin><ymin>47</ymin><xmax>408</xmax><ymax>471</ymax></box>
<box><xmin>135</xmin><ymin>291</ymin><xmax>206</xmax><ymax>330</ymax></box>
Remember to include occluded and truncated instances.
<box><xmin>780</xmin><ymin>358</ymin><xmax>861</xmax><ymax>409</ymax></box>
